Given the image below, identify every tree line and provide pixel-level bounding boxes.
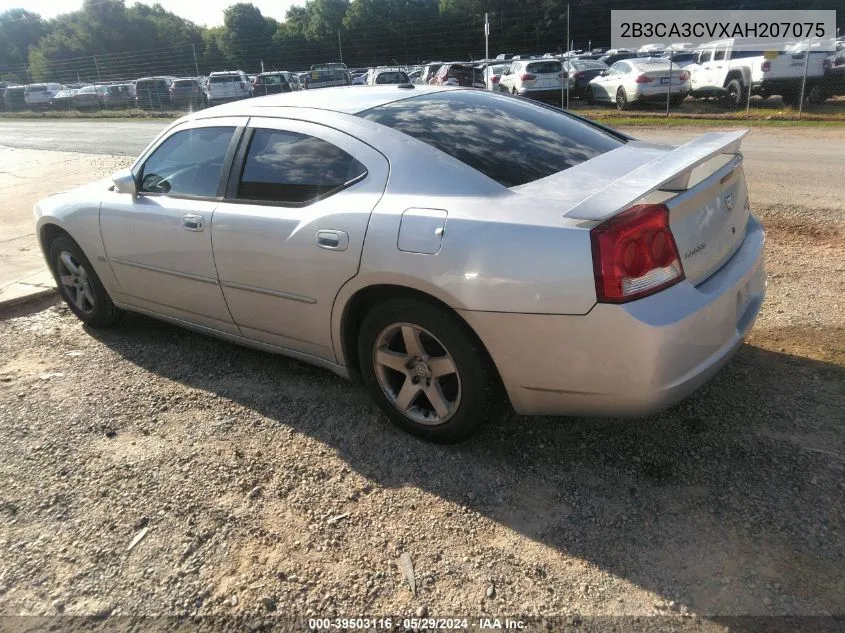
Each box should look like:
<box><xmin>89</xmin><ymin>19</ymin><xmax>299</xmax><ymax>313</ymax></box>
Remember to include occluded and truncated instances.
<box><xmin>0</xmin><ymin>0</ymin><xmax>840</xmax><ymax>83</ymax></box>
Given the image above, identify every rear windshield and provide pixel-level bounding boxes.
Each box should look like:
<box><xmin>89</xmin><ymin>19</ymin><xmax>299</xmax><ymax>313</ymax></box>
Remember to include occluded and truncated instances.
<box><xmin>358</xmin><ymin>90</ymin><xmax>623</xmax><ymax>187</ymax></box>
<box><xmin>173</xmin><ymin>79</ymin><xmax>197</xmax><ymax>87</ymax></box>
<box><xmin>527</xmin><ymin>61</ymin><xmax>562</xmax><ymax>73</ymax></box>
<box><xmin>210</xmin><ymin>75</ymin><xmax>239</xmax><ymax>83</ymax></box>
<box><xmin>259</xmin><ymin>74</ymin><xmax>288</xmax><ymax>85</ymax></box>
<box><xmin>137</xmin><ymin>80</ymin><xmax>168</xmax><ymax>89</ymax></box>
<box><xmin>571</xmin><ymin>60</ymin><xmax>606</xmax><ymax>70</ymax></box>
<box><xmin>26</xmin><ymin>84</ymin><xmax>47</xmax><ymax>92</ymax></box>
<box><xmin>375</xmin><ymin>71</ymin><xmax>409</xmax><ymax>84</ymax></box>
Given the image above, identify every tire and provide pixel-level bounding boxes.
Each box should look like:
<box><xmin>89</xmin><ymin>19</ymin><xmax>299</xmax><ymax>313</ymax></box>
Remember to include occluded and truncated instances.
<box><xmin>357</xmin><ymin>298</ymin><xmax>494</xmax><ymax>443</ymax></box>
<box><xmin>807</xmin><ymin>84</ymin><xmax>826</xmax><ymax>104</ymax></box>
<box><xmin>586</xmin><ymin>86</ymin><xmax>596</xmax><ymax>105</ymax></box>
<box><xmin>615</xmin><ymin>86</ymin><xmax>629</xmax><ymax>110</ymax></box>
<box><xmin>782</xmin><ymin>91</ymin><xmax>800</xmax><ymax>108</ymax></box>
<box><xmin>48</xmin><ymin>235</ymin><xmax>122</xmax><ymax>328</ymax></box>
<box><xmin>669</xmin><ymin>95</ymin><xmax>686</xmax><ymax>107</ymax></box>
<box><xmin>512</xmin><ymin>87</ymin><xmax>518</xmax><ymax>96</ymax></box>
<box><xmin>723</xmin><ymin>79</ymin><xmax>744</xmax><ymax>109</ymax></box>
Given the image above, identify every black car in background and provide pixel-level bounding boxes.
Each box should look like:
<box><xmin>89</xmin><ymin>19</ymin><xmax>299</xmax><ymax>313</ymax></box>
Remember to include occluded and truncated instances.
<box><xmin>135</xmin><ymin>76</ymin><xmax>174</xmax><ymax>109</ymax></box>
<box><xmin>252</xmin><ymin>71</ymin><xmax>298</xmax><ymax>96</ymax></box>
<box><xmin>563</xmin><ymin>59</ymin><xmax>609</xmax><ymax>98</ymax></box>
<box><xmin>3</xmin><ymin>85</ymin><xmax>26</xmax><ymax>111</ymax></box>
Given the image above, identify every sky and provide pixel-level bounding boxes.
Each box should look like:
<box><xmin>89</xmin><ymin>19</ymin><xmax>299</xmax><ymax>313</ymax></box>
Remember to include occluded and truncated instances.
<box><xmin>0</xmin><ymin>0</ymin><xmax>304</xmax><ymax>27</ymax></box>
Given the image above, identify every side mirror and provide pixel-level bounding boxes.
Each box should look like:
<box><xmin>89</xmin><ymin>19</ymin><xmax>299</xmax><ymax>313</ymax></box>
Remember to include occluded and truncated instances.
<box><xmin>113</xmin><ymin>168</ymin><xmax>137</xmax><ymax>197</ymax></box>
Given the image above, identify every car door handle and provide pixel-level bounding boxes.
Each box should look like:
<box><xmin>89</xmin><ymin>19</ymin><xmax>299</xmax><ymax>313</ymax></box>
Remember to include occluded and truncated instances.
<box><xmin>182</xmin><ymin>214</ymin><xmax>205</xmax><ymax>232</ymax></box>
<box><xmin>316</xmin><ymin>229</ymin><xmax>349</xmax><ymax>251</ymax></box>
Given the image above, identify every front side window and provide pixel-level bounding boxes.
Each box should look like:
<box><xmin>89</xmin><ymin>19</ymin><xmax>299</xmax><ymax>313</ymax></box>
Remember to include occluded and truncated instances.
<box><xmin>236</xmin><ymin>129</ymin><xmax>367</xmax><ymax>205</ymax></box>
<box><xmin>358</xmin><ymin>90</ymin><xmax>622</xmax><ymax>188</ymax></box>
<box><xmin>138</xmin><ymin>126</ymin><xmax>235</xmax><ymax>197</ymax></box>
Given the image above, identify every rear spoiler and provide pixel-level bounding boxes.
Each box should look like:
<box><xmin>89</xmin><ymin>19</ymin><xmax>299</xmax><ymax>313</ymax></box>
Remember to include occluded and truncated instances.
<box><xmin>565</xmin><ymin>130</ymin><xmax>748</xmax><ymax>221</ymax></box>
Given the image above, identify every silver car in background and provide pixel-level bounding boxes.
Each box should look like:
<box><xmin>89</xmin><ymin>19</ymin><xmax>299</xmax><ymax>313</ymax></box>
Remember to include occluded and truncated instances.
<box><xmin>34</xmin><ymin>86</ymin><xmax>765</xmax><ymax>443</ymax></box>
<box><xmin>588</xmin><ymin>57</ymin><xmax>691</xmax><ymax>109</ymax></box>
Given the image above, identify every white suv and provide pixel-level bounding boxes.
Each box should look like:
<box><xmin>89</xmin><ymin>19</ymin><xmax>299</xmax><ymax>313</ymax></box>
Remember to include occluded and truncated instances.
<box><xmin>205</xmin><ymin>71</ymin><xmax>252</xmax><ymax>105</ymax></box>
<box><xmin>497</xmin><ymin>59</ymin><xmax>564</xmax><ymax>103</ymax></box>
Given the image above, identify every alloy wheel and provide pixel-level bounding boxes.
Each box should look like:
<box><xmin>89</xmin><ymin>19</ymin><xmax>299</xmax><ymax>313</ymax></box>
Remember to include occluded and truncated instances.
<box><xmin>56</xmin><ymin>250</ymin><xmax>96</xmax><ymax>315</ymax></box>
<box><xmin>372</xmin><ymin>322</ymin><xmax>462</xmax><ymax>425</ymax></box>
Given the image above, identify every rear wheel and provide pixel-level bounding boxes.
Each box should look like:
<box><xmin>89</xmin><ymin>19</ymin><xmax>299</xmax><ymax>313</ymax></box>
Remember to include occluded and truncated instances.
<box><xmin>615</xmin><ymin>86</ymin><xmax>629</xmax><ymax>110</ymax></box>
<box><xmin>48</xmin><ymin>235</ymin><xmax>122</xmax><ymax>328</ymax></box>
<box><xmin>669</xmin><ymin>95</ymin><xmax>687</xmax><ymax>107</ymax></box>
<box><xmin>357</xmin><ymin>299</ymin><xmax>493</xmax><ymax>443</ymax></box>
<box><xmin>723</xmin><ymin>79</ymin><xmax>745</xmax><ymax>109</ymax></box>
<box><xmin>586</xmin><ymin>86</ymin><xmax>596</xmax><ymax>105</ymax></box>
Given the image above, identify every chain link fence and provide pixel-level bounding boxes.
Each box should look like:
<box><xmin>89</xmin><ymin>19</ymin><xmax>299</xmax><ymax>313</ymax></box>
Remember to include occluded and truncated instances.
<box><xmin>0</xmin><ymin>21</ymin><xmax>842</xmax><ymax>119</ymax></box>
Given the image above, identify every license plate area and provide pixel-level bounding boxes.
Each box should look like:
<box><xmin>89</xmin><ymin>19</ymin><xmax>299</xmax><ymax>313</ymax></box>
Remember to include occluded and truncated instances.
<box><xmin>660</xmin><ymin>77</ymin><xmax>671</xmax><ymax>85</ymax></box>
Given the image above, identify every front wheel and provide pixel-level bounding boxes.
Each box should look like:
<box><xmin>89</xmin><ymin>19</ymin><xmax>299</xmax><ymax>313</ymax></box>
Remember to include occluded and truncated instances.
<box><xmin>723</xmin><ymin>79</ymin><xmax>745</xmax><ymax>109</ymax></box>
<box><xmin>49</xmin><ymin>235</ymin><xmax>122</xmax><ymax>328</ymax></box>
<box><xmin>357</xmin><ymin>299</ymin><xmax>494</xmax><ymax>443</ymax></box>
<box><xmin>616</xmin><ymin>86</ymin><xmax>629</xmax><ymax>110</ymax></box>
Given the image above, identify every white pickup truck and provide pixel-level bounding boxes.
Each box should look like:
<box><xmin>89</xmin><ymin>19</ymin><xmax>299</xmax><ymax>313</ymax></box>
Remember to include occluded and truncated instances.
<box><xmin>688</xmin><ymin>38</ymin><xmax>827</xmax><ymax>107</ymax></box>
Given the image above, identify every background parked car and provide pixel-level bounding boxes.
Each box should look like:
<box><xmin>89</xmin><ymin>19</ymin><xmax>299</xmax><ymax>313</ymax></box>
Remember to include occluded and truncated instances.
<box><xmin>170</xmin><ymin>78</ymin><xmax>205</xmax><ymax>108</ymax></box>
<box><xmin>563</xmin><ymin>59</ymin><xmax>608</xmax><ymax>98</ymax></box>
<box><xmin>418</xmin><ymin>62</ymin><xmax>443</xmax><ymax>84</ymax></box>
<box><xmin>252</xmin><ymin>71</ymin><xmax>298</xmax><ymax>96</ymax></box>
<box><xmin>24</xmin><ymin>83</ymin><xmax>63</xmax><ymax>110</ymax></box>
<box><xmin>598</xmin><ymin>50</ymin><xmax>637</xmax><ymax>66</ymax></box>
<box><xmin>136</xmin><ymin>76</ymin><xmax>174</xmax><ymax>109</ymax></box>
<box><xmin>49</xmin><ymin>88</ymin><xmax>78</xmax><ymax>110</ymax></box>
<box><xmin>2</xmin><ymin>85</ymin><xmax>26</xmax><ymax>111</ymax></box>
<box><xmin>308</xmin><ymin>63</ymin><xmax>351</xmax><ymax>88</ymax></box>
<box><xmin>100</xmin><ymin>84</ymin><xmax>132</xmax><ymax>109</ymax></box>
<box><xmin>430</xmin><ymin>62</ymin><xmax>485</xmax><ymax>88</ymax></box>
<box><xmin>71</xmin><ymin>85</ymin><xmax>101</xmax><ymax>110</ymax></box>
<box><xmin>588</xmin><ymin>58</ymin><xmax>690</xmax><ymax>109</ymax></box>
<box><xmin>498</xmin><ymin>58</ymin><xmax>564</xmax><ymax>102</ymax></box>
<box><xmin>481</xmin><ymin>63</ymin><xmax>509</xmax><ymax>90</ymax></box>
<box><xmin>367</xmin><ymin>67</ymin><xmax>410</xmax><ymax>85</ymax></box>
<box><xmin>205</xmin><ymin>71</ymin><xmax>251</xmax><ymax>104</ymax></box>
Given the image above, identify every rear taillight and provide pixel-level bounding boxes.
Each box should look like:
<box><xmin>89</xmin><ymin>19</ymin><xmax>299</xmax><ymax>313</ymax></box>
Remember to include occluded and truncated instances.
<box><xmin>590</xmin><ymin>204</ymin><xmax>684</xmax><ymax>303</ymax></box>
<box><xmin>678</xmin><ymin>72</ymin><xmax>689</xmax><ymax>81</ymax></box>
<box><xmin>635</xmin><ymin>74</ymin><xmax>654</xmax><ymax>83</ymax></box>
<box><xmin>491</xmin><ymin>76</ymin><xmax>499</xmax><ymax>83</ymax></box>
<box><xmin>572</xmin><ymin>71</ymin><xmax>585</xmax><ymax>78</ymax></box>
<box><xmin>240</xmin><ymin>82</ymin><xmax>245</xmax><ymax>89</ymax></box>
<box><xmin>520</xmin><ymin>73</ymin><xmax>536</xmax><ymax>81</ymax></box>
<box><xmin>761</xmin><ymin>61</ymin><xmax>771</xmax><ymax>72</ymax></box>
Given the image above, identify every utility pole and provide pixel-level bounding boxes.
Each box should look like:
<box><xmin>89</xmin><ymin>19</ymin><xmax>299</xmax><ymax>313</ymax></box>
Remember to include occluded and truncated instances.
<box><xmin>191</xmin><ymin>43</ymin><xmax>200</xmax><ymax>77</ymax></box>
<box><xmin>484</xmin><ymin>13</ymin><xmax>490</xmax><ymax>61</ymax></box>
<box><xmin>337</xmin><ymin>28</ymin><xmax>343</xmax><ymax>64</ymax></box>
<box><xmin>565</xmin><ymin>4</ymin><xmax>570</xmax><ymax>108</ymax></box>
<box><xmin>93</xmin><ymin>55</ymin><xmax>101</xmax><ymax>82</ymax></box>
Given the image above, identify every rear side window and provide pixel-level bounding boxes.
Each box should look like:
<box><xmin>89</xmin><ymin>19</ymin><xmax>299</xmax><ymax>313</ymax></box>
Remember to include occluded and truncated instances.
<box><xmin>358</xmin><ymin>90</ymin><xmax>622</xmax><ymax>187</ymax></box>
<box><xmin>714</xmin><ymin>50</ymin><xmax>726</xmax><ymax>61</ymax></box>
<box><xmin>210</xmin><ymin>75</ymin><xmax>237</xmax><ymax>83</ymax></box>
<box><xmin>138</xmin><ymin>126</ymin><xmax>235</xmax><ymax>198</ymax></box>
<box><xmin>236</xmin><ymin>129</ymin><xmax>367</xmax><ymax>205</ymax></box>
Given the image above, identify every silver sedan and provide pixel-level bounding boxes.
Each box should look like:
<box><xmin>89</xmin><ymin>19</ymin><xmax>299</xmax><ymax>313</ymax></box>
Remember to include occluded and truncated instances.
<box><xmin>34</xmin><ymin>86</ymin><xmax>765</xmax><ymax>443</ymax></box>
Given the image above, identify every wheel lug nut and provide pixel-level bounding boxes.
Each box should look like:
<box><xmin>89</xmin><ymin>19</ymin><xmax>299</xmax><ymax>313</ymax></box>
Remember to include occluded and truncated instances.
<box><xmin>411</xmin><ymin>376</ymin><xmax>420</xmax><ymax>384</ymax></box>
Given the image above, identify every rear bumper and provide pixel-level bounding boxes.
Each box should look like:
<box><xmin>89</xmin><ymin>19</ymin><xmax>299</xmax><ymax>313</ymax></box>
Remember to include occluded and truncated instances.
<box><xmin>459</xmin><ymin>213</ymin><xmax>766</xmax><ymax>417</ymax></box>
<box><xmin>633</xmin><ymin>84</ymin><xmax>690</xmax><ymax>101</ymax></box>
<box><xmin>517</xmin><ymin>88</ymin><xmax>565</xmax><ymax>103</ymax></box>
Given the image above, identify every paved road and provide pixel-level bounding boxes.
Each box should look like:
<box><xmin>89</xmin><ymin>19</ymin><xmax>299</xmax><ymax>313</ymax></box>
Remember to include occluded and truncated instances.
<box><xmin>0</xmin><ymin>120</ymin><xmax>168</xmax><ymax>156</ymax></box>
<box><xmin>0</xmin><ymin>119</ymin><xmax>842</xmax><ymax>209</ymax></box>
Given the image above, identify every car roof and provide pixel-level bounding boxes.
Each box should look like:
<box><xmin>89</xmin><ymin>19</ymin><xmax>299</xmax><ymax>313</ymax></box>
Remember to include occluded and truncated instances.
<box><xmin>197</xmin><ymin>85</ymin><xmax>456</xmax><ymax>116</ymax></box>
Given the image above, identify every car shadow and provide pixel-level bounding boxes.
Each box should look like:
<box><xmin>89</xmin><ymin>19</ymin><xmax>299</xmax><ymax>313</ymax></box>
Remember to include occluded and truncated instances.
<box><xmin>87</xmin><ymin>313</ymin><xmax>845</xmax><ymax>624</ymax></box>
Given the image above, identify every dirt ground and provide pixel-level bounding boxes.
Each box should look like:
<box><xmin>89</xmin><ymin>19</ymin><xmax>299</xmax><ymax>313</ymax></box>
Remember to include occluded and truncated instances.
<box><xmin>0</xmin><ymin>126</ymin><xmax>843</xmax><ymax>632</ymax></box>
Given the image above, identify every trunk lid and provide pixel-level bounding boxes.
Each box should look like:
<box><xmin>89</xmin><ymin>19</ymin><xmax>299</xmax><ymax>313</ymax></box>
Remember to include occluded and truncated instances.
<box><xmin>515</xmin><ymin>129</ymin><xmax>750</xmax><ymax>286</ymax></box>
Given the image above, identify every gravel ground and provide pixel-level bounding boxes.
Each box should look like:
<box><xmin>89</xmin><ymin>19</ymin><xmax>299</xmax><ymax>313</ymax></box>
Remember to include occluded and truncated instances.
<box><xmin>0</xmin><ymin>131</ymin><xmax>843</xmax><ymax>632</ymax></box>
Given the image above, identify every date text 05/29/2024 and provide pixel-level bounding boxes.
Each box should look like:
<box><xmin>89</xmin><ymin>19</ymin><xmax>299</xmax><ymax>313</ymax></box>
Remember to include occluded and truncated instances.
<box><xmin>307</xmin><ymin>617</ymin><xmax>528</xmax><ymax>630</ymax></box>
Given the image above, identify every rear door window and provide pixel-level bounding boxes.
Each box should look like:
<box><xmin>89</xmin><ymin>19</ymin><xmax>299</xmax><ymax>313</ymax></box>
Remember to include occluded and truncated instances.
<box><xmin>358</xmin><ymin>90</ymin><xmax>623</xmax><ymax>187</ymax></box>
<box><xmin>235</xmin><ymin>129</ymin><xmax>367</xmax><ymax>205</ymax></box>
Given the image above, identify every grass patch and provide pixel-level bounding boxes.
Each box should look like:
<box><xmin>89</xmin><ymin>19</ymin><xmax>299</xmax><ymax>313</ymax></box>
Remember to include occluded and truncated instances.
<box><xmin>0</xmin><ymin>108</ymin><xmax>179</xmax><ymax>121</ymax></box>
